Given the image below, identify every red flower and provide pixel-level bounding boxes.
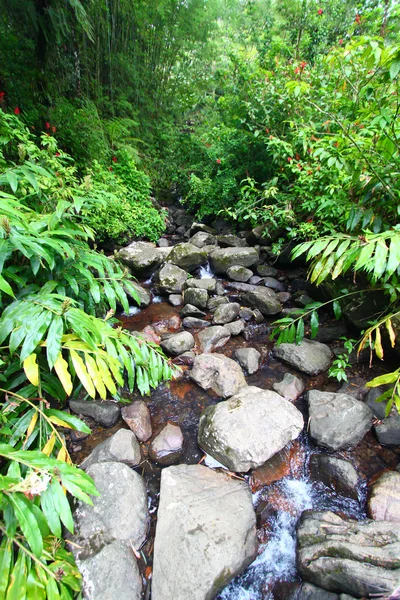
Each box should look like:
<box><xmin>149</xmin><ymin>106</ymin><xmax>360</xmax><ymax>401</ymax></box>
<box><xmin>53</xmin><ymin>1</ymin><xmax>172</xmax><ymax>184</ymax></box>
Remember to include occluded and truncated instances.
<box><xmin>265</xmin><ymin>127</ymin><xmax>269</xmax><ymax>133</ymax></box>
<box><xmin>355</xmin><ymin>14</ymin><xmax>361</xmax><ymax>24</ymax></box>
<box><xmin>52</xmin><ymin>126</ymin><xmax>56</xmax><ymax>133</ymax></box>
<box><xmin>338</xmin><ymin>39</ymin><xmax>343</xmax><ymax>45</ymax></box>
<box><xmin>108</xmin><ymin>167</ymin><xmax>113</xmax><ymax>171</ymax></box>
<box><xmin>55</xmin><ymin>152</ymin><xmax>60</xmax><ymax>157</ymax></box>
<box><xmin>112</xmin><ymin>156</ymin><xmax>117</xmax><ymax>163</ymax></box>
<box><xmin>317</xmin><ymin>8</ymin><xmax>323</xmax><ymax>15</ymax></box>
<box><xmin>294</xmin><ymin>67</ymin><xmax>300</xmax><ymax>74</ymax></box>
<box><xmin>14</xmin><ymin>107</ymin><xmax>20</xmax><ymax>115</ymax></box>
<box><xmin>45</xmin><ymin>122</ymin><xmax>51</xmax><ymax>130</ymax></box>
<box><xmin>287</xmin><ymin>157</ymin><xmax>293</xmax><ymax>163</ymax></box>
<box><xmin>216</xmin><ymin>158</ymin><xmax>221</xmax><ymax>164</ymax></box>
<box><xmin>0</xmin><ymin>92</ymin><xmax>5</xmax><ymax>104</ymax></box>
<box><xmin>300</xmin><ymin>61</ymin><xmax>307</xmax><ymax>69</ymax></box>
<box><xmin>295</xmin><ymin>153</ymin><xmax>300</xmax><ymax>160</ymax></box>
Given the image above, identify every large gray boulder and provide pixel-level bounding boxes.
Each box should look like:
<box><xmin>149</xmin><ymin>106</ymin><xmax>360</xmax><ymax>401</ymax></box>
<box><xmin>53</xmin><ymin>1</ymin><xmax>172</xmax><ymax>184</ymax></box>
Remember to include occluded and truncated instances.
<box><xmin>198</xmin><ymin>326</ymin><xmax>231</xmax><ymax>352</ymax></box>
<box><xmin>296</xmin><ymin>583</ymin><xmax>340</xmax><ymax>600</ymax></box>
<box><xmin>77</xmin><ymin>541</ymin><xmax>142</xmax><ymax>600</ymax></box>
<box><xmin>81</xmin><ymin>429</ymin><xmax>141</xmax><ymax>470</ymax></box>
<box><xmin>243</xmin><ymin>287</ymin><xmax>282</xmax><ymax>316</ymax></box>
<box><xmin>210</xmin><ymin>247</ymin><xmax>259</xmax><ymax>274</ymax></box>
<box><xmin>73</xmin><ymin>462</ymin><xmax>149</xmax><ymax>559</ymax></box>
<box><xmin>233</xmin><ymin>347</ymin><xmax>261</xmax><ymax>375</ymax></box>
<box><xmin>375</xmin><ymin>413</ymin><xmax>400</xmax><ymax>446</ymax></box>
<box><xmin>160</xmin><ymin>331</ymin><xmax>195</xmax><ymax>356</ymax></box>
<box><xmin>309</xmin><ymin>455</ymin><xmax>359</xmax><ymax>500</ymax></box>
<box><xmin>183</xmin><ymin>287</ymin><xmax>208</xmax><ymax>309</ymax></box>
<box><xmin>216</xmin><ymin>234</ymin><xmax>248</xmax><ymax>247</ymax></box>
<box><xmin>185</xmin><ymin>278</ymin><xmax>216</xmax><ymax>292</ymax></box>
<box><xmin>198</xmin><ymin>386</ymin><xmax>304</xmax><ymax>472</ymax></box>
<box><xmin>274</xmin><ymin>339</ymin><xmax>333</xmax><ymax>375</ymax></box>
<box><xmin>297</xmin><ymin>510</ymin><xmax>400</xmax><ymax>597</ymax></box>
<box><xmin>368</xmin><ymin>471</ymin><xmax>400</xmax><ymax>522</ymax></box>
<box><xmin>212</xmin><ymin>302</ymin><xmax>241</xmax><ymax>325</ymax></box>
<box><xmin>307</xmin><ymin>390</ymin><xmax>372</xmax><ymax>450</ymax></box>
<box><xmin>166</xmin><ymin>243</ymin><xmax>207</xmax><ymax>272</ymax></box>
<box><xmin>69</xmin><ymin>399</ymin><xmax>120</xmax><ymax>428</ymax></box>
<box><xmin>189</xmin><ymin>231</ymin><xmax>217</xmax><ymax>248</ymax></box>
<box><xmin>152</xmin><ymin>465</ymin><xmax>257</xmax><ymax>600</ymax></box>
<box><xmin>190</xmin><ymin>353</ymin><xmax>247</xmax><ymax>398</ymax></box>
<box><xmin>226</xmin><ymin>265</ymin><xmax>253</xmax><ymax>282</ymax></box>
<box><xmin>117</xmin><ymin>241</ymin><xmax>165</xmax><ymax>275</ymax></box>
<box><xmin>157</xmin><ymin>263</ymin><xmax>188</xmax><ymax>294</ymax></box>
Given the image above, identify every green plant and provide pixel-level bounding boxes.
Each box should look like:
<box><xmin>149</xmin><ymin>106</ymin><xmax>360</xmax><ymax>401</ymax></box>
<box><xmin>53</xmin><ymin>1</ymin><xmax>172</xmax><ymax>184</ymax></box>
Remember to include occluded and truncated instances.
<box><xmin>328</xmin><ymin>337</ymin><xmax>357</xmax><ymax>382</ymax></box>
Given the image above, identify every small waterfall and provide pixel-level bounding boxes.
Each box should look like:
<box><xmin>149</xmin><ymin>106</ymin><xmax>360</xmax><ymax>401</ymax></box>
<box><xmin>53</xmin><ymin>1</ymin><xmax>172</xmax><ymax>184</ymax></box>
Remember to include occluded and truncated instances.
<box><xmin>198</xmin><ymin>262</ymin><xmax>215</xmax><ymax>279</ymax></box>
<box><xmin>124</xmin><ymin>306</ymin><xmax>141</xmax><ymax>316</ymax></box>
<box><xmin>152</xmin><ymin>294</ymin><xmax>163</xmax><ymax>303</ymax></box>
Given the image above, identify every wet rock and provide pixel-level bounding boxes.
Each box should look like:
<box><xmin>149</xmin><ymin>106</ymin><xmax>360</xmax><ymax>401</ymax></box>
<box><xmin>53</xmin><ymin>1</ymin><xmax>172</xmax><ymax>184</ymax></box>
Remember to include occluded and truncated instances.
<box><xmin>243</xmin><ymin>287</ymin><xmax>282</xmax><ymax>315</ymax></box>
<box><xmin>180</xmin><ymin>303</ymin><xmax>207</xmax><ymax>318</ymax></box>
<box><xmin>157</xmin><ymin>237</ymin><xmax>169</xmax><ymax>247</ymax></box>
<box><xmin>257</xmin><ymin>265</ymin><xmax>278</xmax><ymax>277</ymax></box>
<box><xmin>126</xmin><ymin>281</ymin><xmax>151</xmax><ymax>306</ymax></box>
<box><xmin>239</xmin><ymin>307</ymin><xmax>254</xmax><ymax>321</ymax></box>
<box><xmin>198</xmin><ymin>386</ymin><xmax>304</xmax><ymax>472</ymax></box>
<box><xmin>189</xmin><ymin>231</ymin><xmax>217</xmax><ymax>248</ymax></box>
<box><xmin>69</xmin><ymin>400</ymin><xmax>120</xmax><ymax>428</ymax></box>
<box><xmin>149</xmin><ymin>423</ymin><xmax>184</xmax><ymax>465</ymax></box>
<box><xmin>81</xmin><ymin>429</ymin><xmax>141</xmax><ymax>470</ymax></box>
<box><xmin>248</xmin><ymin>275</ymin><xmax>263</xmax><ymax>285</ymax></box>
<box><xmin>307</xmin><ymin>390</ymin><xmax>373</xmax><ymax>450</ymax></box>
<box><xmin>363</xmin><ymin>385</ymin><xmax>390</xmax><ymax>419</ymax></box>
<box><xmin>264</xmin><ymin>276</ymin><xmax>285</xmax><ymax>292</ymax></box>
<box><xmin>160</xmin><ymin>331</ymin><xmax>195</xmax><ymax>355</ymax></box>
<box><xmin>215</xmin><ymin>281</ymin><xmax>226</xmax><ymax>295</ymax></box>
<box><xmin>152</xmin><ymin>314</ymin><xmax>181</xmax><ymax>336</ymax></box>
<box><xmin>185</xmin><ymin>278</ymin><xmax>216</xmax><ymax>292</ymax></box>
<box><xmin>198</xmin><ymin>326</ymin><xmax>231</xmax><ymax>352</ymax></box>
<box><xmin>183</xmin><ymin>317</ymin><xmax>210</xmax><ymax>328</ymax></box>
<box><xmin>297</xmin><ymin>583</ymin><xmax>340</xmax><ymax>600</ymax></box>
<box><xmin>273</xmin><ymin>373</ymin><xmax>305</xmax><ymax>401</ymax></box>
<box><xmin>375</xmin><ymin>414</ymin><xmax>400</xmax><ymax>446</ymax></box>
<box><xmin>208</xmin><ymin>296</ymin><xmax>229</xmax><ymax>311</ymax></box>
<box><xmin>73</xmin><ymin>462</ymin><xmax>149</xmax><ymax>559</ymax></box>
<box><xmin>297</xmin><ymin>510</ymin><xmax>400</xmax><ymax>597</ymax></box>
<box><xmin>213</xmin><ymin>302</ymin><xmax>241</xmax><ymax>325</ymax></box>
<box><xmin>233</xmin><ymin>348</ymin><xmax>261</xmax><ymax>375</ymax></box>
<box><xmin>227</xmin><ymin>281</ymin><xmax>258</xmax><ymax>293</ymax></box>
<box><xmin>190</xmin><ymin>353</ymin><xmax>247</xmax><ymax>398</ymax></box>
<box><xmin>166</xmin><ymin>242</ymin><xmax>207</xmax><ymax>272</ymax></box>
<box><xmin>175</xmin><ymin>351</ymin><xmax>196</xmax><ymax>366</ymax></box>
<box><xmin>216</xmin><ymin>234</ymin><xmax>248</xmax><ymax>247</ymax></box>
<box><xmin>277</xmin><ymin>291</ymin><xmax>291</xmax><ymax>304</ymax></box>
<box><xmin>157</xmin><ymin>263</ymin><xmax>188</xmax><ymax>294</ymax></box>
<box><xmin>251</xmin><ymin>440</ymin><xmax>306</xmax><ymax>490</ymax></box>
<box><xmin>152</xmin><ymin>464</ymin><xmax>257</xmax><ymax>600</ymax></box>
<box><xmin>242</xmin><ymin>323</ymin><xmax>268</xmax><ymax>340</ymax></box>
<box><xmin>273</xmin><ymin>339</ymin><xmax>333</xmax><ymax>376</ymax></box>
<box><xmin>117</xmin><ymin>241</ymin><xmax>165</xmax><ymax>276</ymax></box>
<box><xmin>210</xmin><ymin>247</ymin><xmax>259</xmax><ymax>274</ymax></box>
<box><xmin>174</xmin><ymin>210</ymin><xmax>193</xmax><ymax>228</ymax></box>
<box><xmin>168</xmin><ymin>294</ymin><xmax>183</xmax><ymax>306</ymax></box>
<box><xmin>295</xmin><ymin>293</ymin><xmax>316</xmax><ymax>307</ymax></box>
<box><xmin>227</xmin><ymin>265</ymin><xmax>253</xmax><ymax>282</ymax></box>
<box><xmin>253</xmin><ymin>308</ymin><xmax>264</xmax><ymax>323</ymax></box>
<box><xmin>315</xmin><ymin>323</ymin><xmax>348</xmax><ymax>343</ymax></box>
<box><xmin>368</xmin><ymin>471</ymin><xmax>400</xmax><ymax>522</ymax></box>
<box><xmin>225</xmin><ymin>319</ymin><xmax>245</xmax><ymax>336</ymax></box>
<box><xmin>338</xmin><ymin>376</ymin><xmax>368</xmax><ymax>401</ymax></box>
<box><xmin>189</xmin><ymin>222</ymin><xmax>216</xmax><ymax>236</ymax></box>
<box><xmin>121</xmin><ymin>401</ymin><xmax>152</xmax><ymax>442</ymax></box>
<box><xmin>77</xmin><ymin>541</ymin><xmax>142</xmax><ymax>600</ymax></box>
<box><xmin>183</xmin><ymin>287</ymin><xmax>208</xmax><ymax>309</ymax></box>
<box><xmin>309</xmin><ymin>455</ymin><xmax>359</xmax><ymax>500</ymax></box>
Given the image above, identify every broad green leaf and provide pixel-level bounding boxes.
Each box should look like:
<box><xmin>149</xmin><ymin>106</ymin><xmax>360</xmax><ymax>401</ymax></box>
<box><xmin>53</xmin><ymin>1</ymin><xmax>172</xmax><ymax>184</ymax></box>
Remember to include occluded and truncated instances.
<box><xmin>5</xmin><ymin>550</ymin><xmax>26</xmax><ymax>600</ymax></box>
<box><xmin>0</xmin><ymin>540</ymin><xmax>13</xmax><ymax>599</ymax></box>
<box><xmin>8</xmin><ymin>494</ymin><xmax>43</xmax><ymax>558</ymax></box>
<box><xmin>44</xmin><ymin>410</ymin><xmax>91</xmax><ymax>434</ymax></box>
<box><xmin>0</xmin><ymin>275</ymin><xmax>14</xmax><ymax>298</ymax></box>
<box><xmin>40</xmin><ymin>486</ymin><xmax>61</xmax><ymax>538</ymax></box>
<box><xmin>332</xmin><ymin>301</ymin><xmax>342</xmax><ymax>320</ymax></box>
<box><xmin>366</xmin><ymin>370</ymin><xmax>399</xmax><ymax>387</ymax></box>
<box><xmin>46</xmin><ymin>316</ymin><xmax>64</xmax><ymax>371</ymax></box>
<box><xmin>310</xmin><ymin>311</ymin><xmax>319</xmax><ymax>339</ymax></box>
<box><xmin>49</xmin><ymin>481</ymin><xmax>74</xmax><ymax>534</ymax></box>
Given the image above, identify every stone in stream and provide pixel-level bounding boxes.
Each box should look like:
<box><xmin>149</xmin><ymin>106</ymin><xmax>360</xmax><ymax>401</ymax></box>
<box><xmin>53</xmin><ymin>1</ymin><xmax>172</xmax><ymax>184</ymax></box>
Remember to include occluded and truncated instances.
<box><xmin>117</xmin><ymin>241</ymin><xmax>166</xmax><ymax>276</ymax></box>
<box><xmin>157</xmin><ymin>237</ymin><xmax>169</xmax><ymax>247</ymax></box>
<box><xmin>152</xmin><ymin>464</ymin><xmax>257</xmax><ymax>600</ymax></box>
<box><xmin>166</xmin><ymin>242</ymin><xmax>207</xmax><ymax>272</ymax></box>
<box><xmin>198</xmin><ymin>386</ymin><xmax>304</xmax><ymax>472</ymax></box>
<box><xmin>226</xmin><ymin>265</ymin><xmax>253</xmax><ymax>282</ymax></box>
<box><xmin>296</xmin><ymin>583</ymin><xmax>341</xmax><ymax>600</ymax></box>
<box><xmin>248</xmin><ymin>275</ymin><xmax>263</xmax><ymax>285</ymax></box>
<box><xmin>277</xmin><ymin>291</ymin><xmax>291</xmax><ymax>304</ymax></box>
<box><xmin>209</xmin><ymin>247</ymin><xmax>259</xmax><ymax>274</ymax></box>
<box><xmin>189</xmin><ymin>231</ymin><xmax>217</xmax><ymax>248</ymax></box>
<box><xmin>185</xmin><ymin>277</ymin><xmax>216</xmax><ymax>292</ymax></box>
<box><xmin>168</xmin><ymin>293</ymin><xmax>183</xmax><ymax>306</ymax></box>
<box><xmin>157</xmin><ymin>263</ymin><xmax>188</xmax><ymax>294</ymax></box>
<box><xmin>233</xmin><ymin>347</ymin><xmax>261</xmax><ymax>375</ymax></box>
<box><xmin>190</xmin><ymin>353</ymin><xmax>247</xmax><ymax>398</ymax></box>
<box><xmin>264</xmin><ymin>276</ymin><xmax>285</xmax><ymax>292</ymax></box>
<box><xmin>224</xmin><ymin>319</ymin><xmax>245</xmax><ymax>336</ymax></box>
<box><xmin>273</xmin><ymin>372</ymin><xmax>305</xmax><ymax>401</ymax></box>
<box><xmin>182</xmin><ymin>317</ymin><xmax>210</xmax><ymax>329</ymax></box>
<box><xmin>180</xmin><ymin>303</ymin><xmax>207</xmax><ymax>318</ymax></box>
<box><xmin>216</xmin><ymin>234</ymin><xmax>248</xmax><ymax>247</ymax></box>
<box><xmin>257</xmin><ymin>264</ymin><xmax>278</xmax><ymax>277</ymax></box>
<box><xmin>189</xmin><ymin>222</ymin><xmax>216</xmax><ymax>236</ymax></box>
<box><xmin>239</xmin><ymin>307</ymin><xmax>254</xmax><ymax>321</ymax></box>
<box><xmin>198</xmin><ymin>325</ymin><xmax>231</xmax><ymax>352</ymax></box>
<box><xmin>121</xmin><ymin>400</ymin><xmax>152</xmax><ymax>442</ymax></box>
<box><xmin>297</xmin><ymin>510</ymin><xmax>400</xmax><ymax>597</ymax></box>
<box><xmin>212</xmin><ymin>301</ymin><xmax>241</xmax><ymax>325</ymax></box>
<box><xmin>368</xmin><ymin>471</ymin><xmax>400</xmax><ymax>522</ymax></box>
<box><xmin>81</xmin><ymin>429</ymin><xmax>141</xmax><ymax>470</ymax></box>
<box><xmin>375</xmin><ymin>413</ymin><xmax>400</xmax><ymax>446</ymax></box>
<box><xmin>69</xmin><ymin>399</ymin><xmax>120</xmax><ymax>428</ymax></box>
<box><xmin>149</xmin><ymin>422</ymin><xmax>184</xmax><ymax>465</ymax></box>
<box><xmin>309</xmin><ymin>455</ymin><xmax>359</xmax><ymax>500</ymax></box>
<box><xmin>73</xmin><ymin>462</ymin><xmax>149</xmax><ymax>559</ymax></box>
<box><xmin>243</xmin><ymin>287</ymin><xmax>282</xmax><ymax>315</ymax></box>
<box><xmin>182</xmin><ymin>287</ymin><xmax>208</xmax><ymax>309</ymax></box>
<box><xmin>76</xmin><ymin>540</ymin><xmax>142</xmax><ymax>600</ymax></box>
<box><xmin>307</xmin><ymin>390</ymin><xmax>372</xmax><ymax>450</ymax></box>
<box><xmin>273</xmin><ymin>339</ymin><xmax>333</xmax><ymax>376</ymax></box>
<box><xmin>125</xmin><ymin>280</ymin><xmax>151</xmax><ymax>306</ymax></box>
<box><xmin>160</xmin><ymin>331</ymin><xmax>195</xmax><ymax>355</ymax></box>
<box><xmin>207</xmin><ymin>296</ymin><xmax>229</xmax><ymax>311</ymax></box>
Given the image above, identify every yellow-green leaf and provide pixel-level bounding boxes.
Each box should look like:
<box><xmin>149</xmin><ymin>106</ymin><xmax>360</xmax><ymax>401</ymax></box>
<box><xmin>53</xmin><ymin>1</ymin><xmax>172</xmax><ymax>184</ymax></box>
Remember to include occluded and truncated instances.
<box><xmin>85</xmin><ymin>354</ymin><xmax>107</xmax><ymax>400</ymax></box>
<box><xmin>54</xmin><ymin>353</ymin><xmax>73</xmax><ymax>396</ymax></box>
<box><xmin>23</xmin><ymin>354</ymin><xmax>39</xmax><ymax>386</ymax></box>
<box><xmin>42</xmin><ymin>432</ymin><xmax>56</xmax><ymax>456</ymax></box>
<box><xmin>375</xmin><ymin>327</ymin><xmax>384</xmax><ymax>360</ymax></box>
<box><xmin>70</xmin><ymin>349</ymin><xmax>95</xmax><ymax>398</ymax></box>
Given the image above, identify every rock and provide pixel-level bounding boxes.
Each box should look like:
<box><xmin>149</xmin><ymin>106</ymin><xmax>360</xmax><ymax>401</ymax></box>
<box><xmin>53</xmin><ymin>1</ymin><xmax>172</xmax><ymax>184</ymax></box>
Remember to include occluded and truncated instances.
<box><xmin>364</xmin><ymin>386</ymin><xmax>389</xmax><ymax>419</ymax></box>
<box><xmin>73</xmin><ymin>462</ymin><xmax>149</xmax><ymax>558</ymax></box>
<box><xmin>225</xmin><ymin>319</ymin><xmax>245</xmax><ymax>335</ymax></box>
<box><xmin>198</xmin><ymin>326</ymin><xmax>231</xmax><ymax>352</ymax></box>
<box><xmin>212</xmin><ymin>302</ymin><xmax>241</xmax><ymax>325</ymax></box>
<box><xmin>198</xmin><ymin>386</ymin><xmax>304</xmax><ymax>471</ymax></box>
<box><xmin>160</xmin><ymin>331</ymin><xmax>195</xmax><ymax>355</ymax></box>
<box><xmin>157</xmin><ymin>264</ymin><xmax>188</xmax><ymax>294</ymax></box>
<box><xmin>81</xmin><ymin>429</ymin><xmax>141</xmax><ymax>470</ymax></box>
<box><xmin>274</xmin><ymin>339</ymin><xmax>333</xmax><ymax>375</ymax></box>
<box><xmin>315</xmin><ymin>323</ymin><xmax>348</xmax><ymax>343</ymax></box>
<box><xmin>297</xmin><ymin>583</ymin><xmax>339</xmax><ymax>600</ymax></box>
<box><xmin>216</xmin><ymin>234</ymin><xmax>248</xmax><ymax>247</ymax></box>
<box><xmin>239</xmin><ymin>307</ymin><xmax>254</xmax><ymax>321</ymax></box>
<box><xmin>243</xmin><ymin>288</ymin><xmax>282</xmax><ymax>315</ymax></box>
<box><xmin>183</xmin><ymin>317</ymin><xmax>210</xmax><ymax>328</ymax></box>
<box><xmin>264</xmin><ymin>276</ymin><xmax>285</xmax><ymax>292</ymax></box>
<box><xmin>295</xmin><ymin>293</ymin><xmax>316</xmax><ymax>307</ymax></box>
<box><xmin>189</xmin><ymin>222</ymin><xmax>216</xmax><ymax>236</ymax></box>
<box><xmin>368</xmin><ymin>471</ymin><xmax>400</xmax><ymax>522</ymax></box>
<box><xmin>257</xmin><ymin>265</ymin><xmax>278</xmax><ymax>277</ymax></box>
<box><xmin>227</xmin><ymin>281</ymin><xmax>258</xmax><ymax>293</ymax></box>
<box><xmin>210</xmin><ymin>247</ymin><xmax>259</xmax><ymax>274</ymax></box>
<box><xmin>169</xmin><ymin>294</ymin><xmax>183</xmax><ymax>306</ymax></box>
<box><xmin>77</xmin><ymin>541</ymin><xmax>142</xmax><ymax>600</ymax></box>
<box><xmin>190</xmin><ymin>353</ymin><xmax>247</xmax><ymax>398</ymax></box>
<box><xmin>207</xmin><ymin>296</ymin><xmax>229</xmax><ymax>311</ymax></box>
<box><xmin>307</xmin><ymin>390</ymin><xmax>372</xmax><ymax>450</ymax></box>
<box><xmin>175</xmin><ymin>351</ymin><xmax>196</xmax><ymax>366</ymax></box>
<box><xmin>125</xmin><ymin>281</ymin><xmax>151</xmax><ymax>306</ymax></box>
<box><xmin>69</xmin><ymin>400</ymin><xmax>120</xmax><ymax>428</ymax></box>
<box><xmin>166</xmin><ymin>243</ymin><xmax>207</xmax><ymax>272</ymax></box>
<box><xmin>189</xmin><ymin>231</ymin><xmax>217</xmax><ymax>248</ymax></box>
<box><xmin>277</xmin><ymin>291</ymin><xmax>291</xmax><ymax>304</ymax></box>
<box><xmin>174</xmin><ymin>210</ymin><xmax>193</xmax><ymax>228</ymax></box>
<box><xmin>185</xmin><ymin>278</ymin><xmax>216</xmax><ymax>292</ymax></box>
<box><xmin>248</xmin><ymin>275</ymin><xmax>263</xmax><ymax>285</ymax></box>
<box><xmin>180</xmin><ymin>303</ymin><xmax>207</xmax><ymax>318</ymax></box>
<box><xmin>242</xmin><ymin>323</ymin><xmax>268</xmax><ymax>341</ymax></box>
<box><xmin>157</xmin><ymin>237</ymin><xmax>169</xmax><ymax>247</ymax></box>
<box><xmin>121</xmin><ymin>401</ymin><xmax>152</xmax><ymax>442</ymax></box>
<box><xmin>183</xmin><ymin>287</ymin><xmax>208</xmax><ymax>309</ymax></box>
<box><xmin>226</xmin><ymin>265</ymin><xmax>253</xmax><ymax>282</ymax></box>
<box><xmin>149</xmin><ymin>423</ymin><xmax>184</xmax><ymax>465</ymax></box>
<box><xmin>309</xmin><ymin>455</ymin><xmax>359</xmax><ymax>500</ymax></box>
<box><xmin>117</xmin><ymin>241</ymin><xmax>164</xmax><ymax>275</ymax></box>
<box><xmin>273</xmin><ymin>373</ymin><xmax>305</xmax><ymax>401</ymax></box>
<box><xmin>375</xmin><ymin>414</ymin><xmax>400</xmax><ymax>446</ymax></box>
<box><xmin>297</xmin><ymin>510</ymin><xmax>400</xmax><ymax>597</ymax></box>
<box><xmin>152</xmin><ymin>465</ymin><xmax>257</xmax><ymax>600</ymax></box>
<box><xmin>233</xmin><ymin>348</ymin><xmax>261</xmax><ymax>375</ymax></box>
